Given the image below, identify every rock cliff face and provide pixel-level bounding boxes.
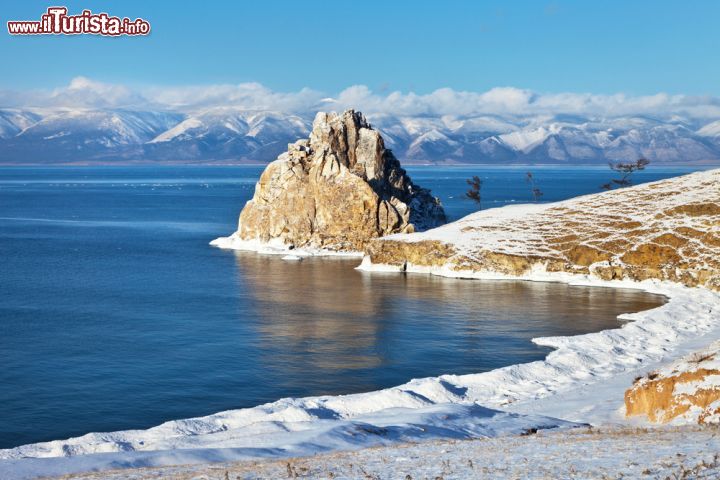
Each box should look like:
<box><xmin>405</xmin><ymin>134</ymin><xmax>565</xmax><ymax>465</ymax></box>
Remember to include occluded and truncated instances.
<box><xmin>626</xmin><ymin>341</ymin><xmax>720</xmax><ymax>424</ymax></box>
<box><xmin>363</xmin><ymin>169</ymin><xmax>720</xmax><ymax>291</ymax></box>
<box><xmin>223</xmin><ymin>110</ymin><xmax>445</xmax><ymax>252</ymax></box>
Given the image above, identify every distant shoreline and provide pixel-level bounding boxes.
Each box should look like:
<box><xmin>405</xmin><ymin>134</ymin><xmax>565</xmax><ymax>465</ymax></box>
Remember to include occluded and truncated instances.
<box><xmin>2</xmin><ymin>161</ymin><xmax>720</xmax><ymax>168</ymax></box>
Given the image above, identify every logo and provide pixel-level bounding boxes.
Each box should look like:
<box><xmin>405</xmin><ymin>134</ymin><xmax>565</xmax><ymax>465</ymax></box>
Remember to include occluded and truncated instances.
<box><xmin>7</xmin><ymin>7</ymin><xmax>151</xmax><ymax>36</ymax></box>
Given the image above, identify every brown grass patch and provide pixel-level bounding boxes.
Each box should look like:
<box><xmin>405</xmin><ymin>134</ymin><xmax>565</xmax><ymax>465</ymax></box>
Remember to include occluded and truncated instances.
<box><xmin>621</xmin><ymin>243</ymin><xmax>681</xmax><ymax>267</ymax></box>
<box><xmin>664</xmin><ymin>203</ymin><xmax>720</xmax><ymax>217</ymax></box>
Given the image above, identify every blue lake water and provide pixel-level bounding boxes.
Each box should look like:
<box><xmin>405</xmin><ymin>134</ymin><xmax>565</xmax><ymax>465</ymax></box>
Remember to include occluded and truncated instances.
<box><xmin>1</xmin><ymin>164</ymin><xmax>707</xmax><ymax>449</ymax></box>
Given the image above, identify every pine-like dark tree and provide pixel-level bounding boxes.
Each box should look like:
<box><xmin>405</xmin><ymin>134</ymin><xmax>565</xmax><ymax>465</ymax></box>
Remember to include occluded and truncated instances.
<box><xmin>601</xmin><ymin>158</ymin><xmax>650</xmax><ymax>190</ymax></box>
<box><xmin>466</xmin><ymin>175</ymin><xmax>482</xmax><ymax>208</ymax></box>
<box><xmin>526</xmin><ymin>172</ymin><xmax>544</xmax><ymax>202</ymax></box>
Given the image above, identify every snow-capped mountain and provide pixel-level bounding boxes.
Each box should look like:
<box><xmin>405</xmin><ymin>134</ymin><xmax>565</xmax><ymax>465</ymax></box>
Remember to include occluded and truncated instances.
<box><xmin>1</xmin><ymin>107</ymin><xmax>719</xmax><ymax>164</ymax></box>
<box><xmin>1</xmin><ymin>110</ymin><xmax>183</xmax><ymax>162</ymax></box>
<box><xmin>698</xmin><ymin>120</ymin><xmax>720</xmax><ymax>139</ymax></box>
<box><xmin>372</xmin><ymin>115</ymin><xmax>720</xmax><ymax>164</ymax></box>
<box><xmin>143</xmin><ymin>110</ymin><xmax>310</xmax><ymax>161</ymax></box>
<box><xmin>0</xmin><ymin>110</ymin><xmax>42</xmax><ymax>139</ymax></box>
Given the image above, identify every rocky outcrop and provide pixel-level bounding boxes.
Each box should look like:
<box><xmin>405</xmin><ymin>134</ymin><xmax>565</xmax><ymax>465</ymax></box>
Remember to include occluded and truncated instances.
<box><xmin>363</xmin><ymin>169</ymin><xmax>720</xmax><ymax>291</ymax></box>
<box><xmin>221</xmin><ymin>110</ymin><xmax>445</xmax><ymax>252</ymax></box>
<box><xmin>626</xmin><ymin>341</ymin><xmax>720</xmax><ymax>424</ymax></box>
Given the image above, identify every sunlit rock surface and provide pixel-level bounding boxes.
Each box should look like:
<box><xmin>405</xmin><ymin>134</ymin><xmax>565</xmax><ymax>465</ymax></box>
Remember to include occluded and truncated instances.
<box><xmin>220</xmin><ymin>109</ymin><xmax>445</xmax><ymax>252</ymax></box>
<box><xmin>626</xmin><ymin>340</ymin><xmax>720</xmax><ymax>424</ymax></box>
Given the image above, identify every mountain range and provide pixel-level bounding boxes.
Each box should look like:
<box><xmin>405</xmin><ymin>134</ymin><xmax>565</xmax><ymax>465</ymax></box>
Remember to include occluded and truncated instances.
<box><xmin>2</xmin><ymin>107</ymin><xmax>720</xmax><ymax>164</ymax></box>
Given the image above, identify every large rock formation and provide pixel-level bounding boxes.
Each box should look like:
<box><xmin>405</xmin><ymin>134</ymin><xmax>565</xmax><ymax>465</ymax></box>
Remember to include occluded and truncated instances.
<box><xmin>222</xmin><ymin>110</ymin><xmax>445</xmax><ymax>252</ymax></box>
<box><xmin>363</xmin><ymin>168</ymin><xmax>720</xmax><ymax>291</ymax></box>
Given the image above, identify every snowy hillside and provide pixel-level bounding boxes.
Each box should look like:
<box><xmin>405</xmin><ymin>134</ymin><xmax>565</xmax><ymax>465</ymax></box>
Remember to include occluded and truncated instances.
<box><xmin>363</xmin><ymin>168</ymin><xmax>720</xmax><ymax>290</ymax></box>
<box><xmin>2</xmin><ymin>106</ymin><xmax>720</xmax><ymax>164</ymax></box>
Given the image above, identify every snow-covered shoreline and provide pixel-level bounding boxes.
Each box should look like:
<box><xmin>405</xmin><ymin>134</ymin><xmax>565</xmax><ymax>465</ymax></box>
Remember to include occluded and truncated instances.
<box><xmin>210</xmin><ymin>234</ymin><xmax>364</xmax><ymax>258</ymax></box>
<box><xmin>2</xmin><ymin>265</ymin><xmax>719</xmax><ymax>479</ymax></box>
<box><xmin>357</xmin><ymin>263</ymin><xmax>720</xmax><ymax>423</ymax></box>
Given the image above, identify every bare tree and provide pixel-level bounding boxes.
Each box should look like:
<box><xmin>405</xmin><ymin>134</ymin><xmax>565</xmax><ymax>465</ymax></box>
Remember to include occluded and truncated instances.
<box><xmin>600</xmin><ymin>158</ymin><xmax>650</xmax><ymax>190</ymax></box>
<box><xmin>466</xmin><ymin>175</ymin><xmax>482</xmax><ymax>208</ymax></box>
<box><xmin>526</xmin><ymin>172</ymin><xmax>544</xmax><ymax>202</ymax></box>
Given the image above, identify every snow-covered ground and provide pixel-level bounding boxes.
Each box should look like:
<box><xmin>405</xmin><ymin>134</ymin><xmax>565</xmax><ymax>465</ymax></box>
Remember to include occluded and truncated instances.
<box><xmin>50</xmin><ymin>425</ymin><xmax>720</xmax><ymax>480</ymax></box>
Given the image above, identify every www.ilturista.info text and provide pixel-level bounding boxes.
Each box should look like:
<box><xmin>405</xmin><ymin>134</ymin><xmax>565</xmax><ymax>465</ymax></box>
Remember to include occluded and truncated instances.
<box><xmin>7</xmin><ymin>7</ymin><xmax>150</xmax><ymax>36</ymax></box>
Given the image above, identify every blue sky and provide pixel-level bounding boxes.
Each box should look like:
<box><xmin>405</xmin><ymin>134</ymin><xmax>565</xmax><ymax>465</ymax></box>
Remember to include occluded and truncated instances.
<box><xmin>1</xmin><ymin>0</ymin><xmax>719</xmax><ymax>96</ymax></box>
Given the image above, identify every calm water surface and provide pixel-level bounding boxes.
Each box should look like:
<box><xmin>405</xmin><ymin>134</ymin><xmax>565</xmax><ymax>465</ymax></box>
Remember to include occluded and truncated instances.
<box><xmin>0</xmin><ymin>165</ymin><xmax>699</xmax><ymax>448</ymax></box>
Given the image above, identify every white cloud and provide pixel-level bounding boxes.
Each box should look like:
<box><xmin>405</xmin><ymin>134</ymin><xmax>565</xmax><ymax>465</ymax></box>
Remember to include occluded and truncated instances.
<box><xmin>52</xmin><ymin>77</ymin><xmax>146</xmax><ymax>109</ymax></box>
<box><xmin>329</xmin><ymin>87</ymin><xmax>720</xmax><ymax>120</ymax></box>
<box><xmin>144</xmin><ymin>82</ymin><xmax>325</xmax><ymax>113</ymax></box>
<box><xmin>2</xmin><ymin>77</ymin><xmax>720</xmax><ymax>121</ymax></box>
<box><xmin>0</xmin><ymin>77</ymin><xmax>146</xmax><ymax>109</ymax></box>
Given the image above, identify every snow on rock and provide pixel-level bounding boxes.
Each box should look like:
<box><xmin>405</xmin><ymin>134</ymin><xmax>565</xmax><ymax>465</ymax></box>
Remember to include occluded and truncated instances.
<box><xmin>626</xmin><ymin>340</ymin><xmax>720</xmax><ymax>424</ymax></box>
<box><xmin>212</xmin><ymin>109</ymin><xmax>446</xmax><ymax>253</ymax></box>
